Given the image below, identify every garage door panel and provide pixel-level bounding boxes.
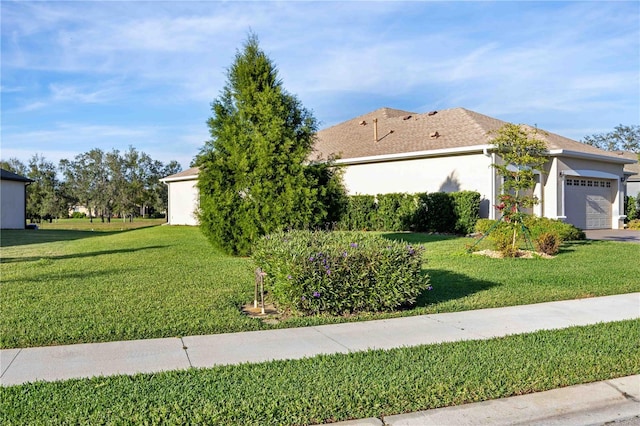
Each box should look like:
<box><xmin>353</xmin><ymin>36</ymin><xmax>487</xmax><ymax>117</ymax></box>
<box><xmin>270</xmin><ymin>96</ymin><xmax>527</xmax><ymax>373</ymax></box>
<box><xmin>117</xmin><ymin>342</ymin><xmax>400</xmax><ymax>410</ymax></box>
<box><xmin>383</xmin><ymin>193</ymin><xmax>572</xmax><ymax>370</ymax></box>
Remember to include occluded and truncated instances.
<box><xmin>565</xmin><ymin>178</ymin><xmax>612</xmax><ymax>230</ymax></box>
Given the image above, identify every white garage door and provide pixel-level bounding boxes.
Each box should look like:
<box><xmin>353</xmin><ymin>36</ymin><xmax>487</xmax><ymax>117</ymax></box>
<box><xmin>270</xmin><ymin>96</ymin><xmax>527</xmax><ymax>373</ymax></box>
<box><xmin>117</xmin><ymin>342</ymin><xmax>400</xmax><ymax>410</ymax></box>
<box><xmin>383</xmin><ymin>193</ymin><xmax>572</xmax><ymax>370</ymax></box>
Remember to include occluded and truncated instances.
<box><xmin>565</xmin><ymin>178</ymin><xmax>612</xmax><ymax>230</ymax></box>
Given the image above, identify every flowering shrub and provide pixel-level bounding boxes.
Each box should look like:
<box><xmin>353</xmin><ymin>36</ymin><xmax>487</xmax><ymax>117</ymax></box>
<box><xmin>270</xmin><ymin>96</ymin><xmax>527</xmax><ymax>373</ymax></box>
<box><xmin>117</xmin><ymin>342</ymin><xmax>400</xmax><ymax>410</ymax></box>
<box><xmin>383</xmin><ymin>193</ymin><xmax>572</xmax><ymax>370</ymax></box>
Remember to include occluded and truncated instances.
<box><xmin>252</xmin><ymin>230</ymin><xmax>429</xmax><ymax>315</ymax></box>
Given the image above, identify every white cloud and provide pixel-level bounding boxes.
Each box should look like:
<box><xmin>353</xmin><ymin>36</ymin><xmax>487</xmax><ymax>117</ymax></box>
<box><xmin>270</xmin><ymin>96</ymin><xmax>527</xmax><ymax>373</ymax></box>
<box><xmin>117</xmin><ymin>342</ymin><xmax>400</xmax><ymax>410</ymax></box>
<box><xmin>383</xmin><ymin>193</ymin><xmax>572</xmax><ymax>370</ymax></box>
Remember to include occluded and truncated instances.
<box><xmin>1</xmin><ymin>0</ymin><xmax>638</xmax><ymax>163</ymax></box>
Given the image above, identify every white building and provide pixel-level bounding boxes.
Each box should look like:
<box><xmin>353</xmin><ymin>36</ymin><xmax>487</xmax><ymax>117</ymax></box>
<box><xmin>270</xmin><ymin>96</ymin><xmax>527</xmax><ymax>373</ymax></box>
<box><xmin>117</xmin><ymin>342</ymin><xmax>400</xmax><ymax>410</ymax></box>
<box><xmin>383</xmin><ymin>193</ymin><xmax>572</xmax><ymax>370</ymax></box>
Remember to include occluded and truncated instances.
<box><xmin>160</xmin><ymin>167</ymin><xmax>200</xmax><ymax>226</ymax></box>
<box><xmin>1</xmin><ymin>169</ymin><xmax>32</xmax><ymax>229</ymax></box>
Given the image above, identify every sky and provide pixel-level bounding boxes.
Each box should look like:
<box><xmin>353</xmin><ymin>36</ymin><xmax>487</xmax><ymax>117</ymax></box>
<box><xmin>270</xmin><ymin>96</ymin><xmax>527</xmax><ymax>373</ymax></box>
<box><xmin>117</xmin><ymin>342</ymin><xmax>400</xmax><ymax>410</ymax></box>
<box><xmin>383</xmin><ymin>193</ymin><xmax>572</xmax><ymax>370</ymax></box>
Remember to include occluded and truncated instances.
<box><xmin>1</xmin><ymin>1</ymin><xmax>639</xmax><ymax>171</ymax></box>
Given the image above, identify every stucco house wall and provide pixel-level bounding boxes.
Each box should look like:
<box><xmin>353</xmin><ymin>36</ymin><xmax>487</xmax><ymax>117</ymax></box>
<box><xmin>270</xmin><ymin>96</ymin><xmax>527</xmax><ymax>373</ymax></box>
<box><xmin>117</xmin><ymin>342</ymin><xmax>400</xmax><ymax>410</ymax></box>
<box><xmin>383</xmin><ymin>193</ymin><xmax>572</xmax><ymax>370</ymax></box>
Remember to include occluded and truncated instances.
<box><xmin>314</xmin><ymin>107</ymin><xmax>634</xmax><ymax>230</ymax></box>
<box><xmin>1</xmin><ymin>169</ymin><xmax>32</xmax><ymax>229</ymax></box>
<box><xmin>341</xmin><ymin>152</ymin><xmax>494</xmax><ymax>218</ymax></box>
<box><xmin>160</xmin><ymin>167</ymin><xmax>200</xmax><ymax>226</ymax></box>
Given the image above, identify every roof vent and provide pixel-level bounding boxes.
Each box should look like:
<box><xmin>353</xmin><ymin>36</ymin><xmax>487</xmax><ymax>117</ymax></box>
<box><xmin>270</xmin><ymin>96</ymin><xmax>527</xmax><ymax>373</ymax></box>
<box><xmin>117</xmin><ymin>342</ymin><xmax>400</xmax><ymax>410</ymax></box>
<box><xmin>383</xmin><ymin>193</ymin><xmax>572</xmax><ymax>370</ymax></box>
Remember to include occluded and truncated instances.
<box><xmin>359</xmin><ymin>120</ymin><xmax>367</xmax><ymax>126</ymax></box>
<box><xmin>430</xmin><ymin>131</ymin><xmax>440</xmax><ymax>139</ymax></box>
<box><xmin>428</xmin><ymin>111</ymin><xmax>438</xmax><ymax>116</ymax></box>
<box><xmin>403</xmin><ymin>115</ymin><xmax>412</xmax><ymax>120</ymax></box>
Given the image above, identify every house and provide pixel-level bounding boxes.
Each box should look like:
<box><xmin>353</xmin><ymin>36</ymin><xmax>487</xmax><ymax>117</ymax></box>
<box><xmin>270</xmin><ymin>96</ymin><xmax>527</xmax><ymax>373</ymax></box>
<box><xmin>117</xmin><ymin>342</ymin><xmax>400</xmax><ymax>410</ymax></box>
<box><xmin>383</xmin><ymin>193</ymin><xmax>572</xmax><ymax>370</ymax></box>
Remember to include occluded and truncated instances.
<box><xmin>618</xmin><ymin>151</ymin><xmax>640</xmax><ymax>198</ymax></box>
<box><xmin>161</xmin><ymin>107</ymin><xmax>636</xmax><ymax>230</ymax></box>
<box><xmin>313</xmin><ymin>107</ymin><xmax>635</xmax><ymax>230</ymax></box>
<box><xmin>160</xmin><ymin>167</ymin><xmax>200</xmax><ymax>226</ymax></box>
<box><xmin>1</xmin><ymin>168</ymin><xmax>33</xmax><ymax>229</ymax></box>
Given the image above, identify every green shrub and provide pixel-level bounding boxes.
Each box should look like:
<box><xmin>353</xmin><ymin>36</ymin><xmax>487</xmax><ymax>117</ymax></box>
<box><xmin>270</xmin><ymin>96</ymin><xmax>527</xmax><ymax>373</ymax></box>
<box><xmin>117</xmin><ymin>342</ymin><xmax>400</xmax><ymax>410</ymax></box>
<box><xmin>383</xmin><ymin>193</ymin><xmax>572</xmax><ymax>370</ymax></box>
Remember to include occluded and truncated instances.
<box><xmin>413</xmin><ymin>192</ymin><xmax>456</xmax><ymax>233</ymax></box>
<box><xmin>524</xmin><ymin>216</ymin><xmax>585</xmax><ymax>241</ymax></box>
<box><xmin>70</xmin><ymin>212</ymin><xmax>86</xmax><ymax>219</ymax></box>
<box><xmin>375</xmin><ymin>193</ymin><xmax>417</xmax><ymax>231</ymax></box>
<box><xmin>628</xmin><ymin>219</ymin><xmax>640</xmax><ymax>230</ymax></box>
<box><xmin>500</xmin><ymin>244</ymin><xmax>519</xmax><ymax>258</ymax></box>
<box><xmin>625</xmin><ymin>195</ymin><xmax>638</xmax><ymax>221</ymax></box>
<box><xmin>474</xmin><ymin>219</ymin><xmax>496</xmax><ymax>235</ymax></box>
<box><xmin>474</xmin><ymin>216</ymin><xmax>582</xmax><ymax>253</ymax></box>
<box><xmin>535</xmin><ymin>232</ymin><xmax>560</xmax><ymax>256</ymax></box>
<box><xmin>338</xmin><ymin>195</ymin><xmax>377</xmax><ymax>230</ymax></box>
<box><xmin>252</xmin><ymin>230</ymin><xmax>429</xmax><ymax>315</ymax></box>
<box><xmin>451</xmin><ymin>191</ymin><xmax>481</xmax><ymax>234</ymax></box>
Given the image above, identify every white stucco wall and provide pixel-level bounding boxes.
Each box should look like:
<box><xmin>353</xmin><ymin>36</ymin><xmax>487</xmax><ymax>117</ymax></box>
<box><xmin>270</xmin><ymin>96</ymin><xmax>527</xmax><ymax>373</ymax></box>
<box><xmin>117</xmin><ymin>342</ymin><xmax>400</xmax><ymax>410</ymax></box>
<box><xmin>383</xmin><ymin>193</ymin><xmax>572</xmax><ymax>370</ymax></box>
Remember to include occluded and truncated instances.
<box><xmin>1</xmin><ymin>180</ymin><xmax>26</xmax><ymax>229</ymax></box>
<box><xmin>167</xmin><ymin>179</ymin><xmax>199</xmax><ymax>226</ymax></box>
<box><xmin>626</xmin><ymin>181</ymin><xmax>640</xmax><ymax>198</ymax></box>
<box><xmin>343</xmin><ymin>154</ymin><xmax>493</xmax><ymax>195</ymax></box>
<box><xmin>341</xmin><ymin>153</ymin><xmax>494</xmax><ymax>217</ymax></box>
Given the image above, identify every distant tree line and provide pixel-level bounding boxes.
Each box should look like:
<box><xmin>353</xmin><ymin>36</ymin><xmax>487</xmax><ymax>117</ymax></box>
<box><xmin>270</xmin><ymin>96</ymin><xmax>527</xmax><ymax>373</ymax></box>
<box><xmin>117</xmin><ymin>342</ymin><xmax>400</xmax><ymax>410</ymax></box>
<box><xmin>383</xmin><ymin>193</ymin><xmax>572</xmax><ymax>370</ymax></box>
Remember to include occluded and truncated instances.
<box><xmin>582</xmin><ymin>124</ymin><xmax>640</xmax><ymax>154</ymax></box>
<box><xmin>1</xmin><ymin>147</ymin><xmax>181</xmax><ymax>223</ymax></box>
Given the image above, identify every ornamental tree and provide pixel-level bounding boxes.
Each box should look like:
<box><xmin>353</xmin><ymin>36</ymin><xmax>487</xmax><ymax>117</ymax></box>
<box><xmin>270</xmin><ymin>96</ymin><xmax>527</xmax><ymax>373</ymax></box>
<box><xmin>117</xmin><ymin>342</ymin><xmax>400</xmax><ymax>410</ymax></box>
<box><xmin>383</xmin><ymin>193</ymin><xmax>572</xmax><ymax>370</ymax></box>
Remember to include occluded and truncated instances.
<box><xmin>490</xmin><ymin>123</ymin><xmax>548</xmax><ymax>250</ymax></box>
<box><xmin>197</xmin><ymin>34</ymin><xmax>342</xmax><ymax>255</ymax></box>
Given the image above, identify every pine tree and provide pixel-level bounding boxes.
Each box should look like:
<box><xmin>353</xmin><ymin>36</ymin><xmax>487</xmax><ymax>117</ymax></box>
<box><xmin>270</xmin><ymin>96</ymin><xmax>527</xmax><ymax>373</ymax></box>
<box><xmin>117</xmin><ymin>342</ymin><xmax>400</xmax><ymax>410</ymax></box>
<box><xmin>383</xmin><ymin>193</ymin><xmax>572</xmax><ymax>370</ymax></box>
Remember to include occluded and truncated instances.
<box><xmin>197</xmin><ymin>34</ymin><xmax>322</xmax><ymax>255</ymax></box>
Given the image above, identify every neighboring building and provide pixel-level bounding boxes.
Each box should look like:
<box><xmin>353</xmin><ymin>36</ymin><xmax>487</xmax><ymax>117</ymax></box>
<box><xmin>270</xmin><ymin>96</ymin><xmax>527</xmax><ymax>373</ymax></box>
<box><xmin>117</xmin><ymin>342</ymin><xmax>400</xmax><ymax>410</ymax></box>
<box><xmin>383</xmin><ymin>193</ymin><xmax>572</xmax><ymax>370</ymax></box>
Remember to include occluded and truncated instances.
<box><xmin>160</xmin><ymin>167</ymin><xmax>200</xmax><ymax>226</ymax></box>
<box><xmin>313</xmin><ymin>107</ymin><xmax>634</xmax><ymax>230</ymax></box>
<box><xmin>161</xmin><ymin>107</ymin><xmax>636</xmax><ymax>230</ymax></box>
<box><xmin>618</xmin><ymin>151</ymin><xmax>640</xmax><ymax>198</ymax></box>
<box><xmin>0</xmin><ymin>168</ymin><xmax>33</xmax><ymax>229</ymax></box>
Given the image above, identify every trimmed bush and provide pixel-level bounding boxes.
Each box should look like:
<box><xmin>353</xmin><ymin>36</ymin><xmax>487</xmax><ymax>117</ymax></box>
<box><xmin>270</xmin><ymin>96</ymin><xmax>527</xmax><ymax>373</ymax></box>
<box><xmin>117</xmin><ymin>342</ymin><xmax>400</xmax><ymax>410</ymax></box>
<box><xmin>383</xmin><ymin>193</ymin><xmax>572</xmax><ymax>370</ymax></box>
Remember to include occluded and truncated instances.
<box><xmin>535</xmin><ymin>232</ymin><xmax>561</xmax><ymax>256</ymax></box>
<box><xmin>252</xmin><ymin>230</ymin><xmax>429</xmax><ymax>315</ymax></box>
<box><xmin>474</xmin><ymin>216</ymin><xmax>585</xmax><ymax>254</ymax></box>
<box><xmin>523</xmin><ymin>216</ymin><xmax>585</xmax><ymax>241</ymax></box>
<box><xmin>474</xmin><ymin>218</ymin><xmax>496</xmax><ymax>235</ymax></box>
<box><xmin>375</xmin><ymin>193</ymin><xmax>417</xmax><ymax>231</ymax></box>
<box><xmin>338</xmin><ymin>195</ymin><xmax>377</xmax><ymax>231</ymax></box>
<box><xmin>476</xmin><ymin>217</ymin><xmax>585</xmax><ymax>243</ymax></box>
<box><xmin>413</xmin><ymin>192</ymin><xmax>455</xmax><ymax>233</ymax></box>
<box><xmin>336</xmin><ymin>191</ymin><xmax>481</xmax><ymax>234</ymax></box>
<box><xmin>451</xmin><ymin>191</ymin><xmax>481</xmax><ymax>234</ymax></box>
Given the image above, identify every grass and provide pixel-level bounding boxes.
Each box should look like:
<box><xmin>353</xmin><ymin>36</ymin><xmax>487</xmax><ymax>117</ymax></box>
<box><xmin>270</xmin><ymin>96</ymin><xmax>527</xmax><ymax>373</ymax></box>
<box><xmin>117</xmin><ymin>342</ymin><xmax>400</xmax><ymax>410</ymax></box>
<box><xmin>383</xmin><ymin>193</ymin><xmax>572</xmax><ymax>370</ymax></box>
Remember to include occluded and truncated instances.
<box><xmin>1</xmin><ymin>223</ymin><xmax>639</xmax><ymax>348</ymax></box>
<box><xmin>1</xmin><ymin>320</ymin><xmax>638</xmax><ymax>425</ymax></box>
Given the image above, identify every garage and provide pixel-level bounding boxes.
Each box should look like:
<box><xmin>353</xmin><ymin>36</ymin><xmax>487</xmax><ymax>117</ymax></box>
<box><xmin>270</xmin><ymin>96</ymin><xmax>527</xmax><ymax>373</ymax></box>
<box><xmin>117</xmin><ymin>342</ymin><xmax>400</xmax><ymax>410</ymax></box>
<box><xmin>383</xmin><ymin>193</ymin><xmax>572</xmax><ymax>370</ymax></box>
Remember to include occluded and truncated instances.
<box><xmin>565</xmin><ymin>177</ymin><xmax>613</xmax><ymax>229</ymax></box>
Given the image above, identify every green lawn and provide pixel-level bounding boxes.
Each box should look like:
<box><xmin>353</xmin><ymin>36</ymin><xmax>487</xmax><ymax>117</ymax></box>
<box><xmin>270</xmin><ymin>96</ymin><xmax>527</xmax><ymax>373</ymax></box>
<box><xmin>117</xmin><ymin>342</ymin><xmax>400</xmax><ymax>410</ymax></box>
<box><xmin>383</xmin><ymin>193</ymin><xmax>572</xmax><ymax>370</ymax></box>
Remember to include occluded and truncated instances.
<box><xmin>1</xmin><ymin>223</ymin><xmax>639</xmax><ymax>348</ymax></box>
<box><xmin>1</xmin><ymin>320</ymin><xmax>638</xmax><ymax>425</ymax></box>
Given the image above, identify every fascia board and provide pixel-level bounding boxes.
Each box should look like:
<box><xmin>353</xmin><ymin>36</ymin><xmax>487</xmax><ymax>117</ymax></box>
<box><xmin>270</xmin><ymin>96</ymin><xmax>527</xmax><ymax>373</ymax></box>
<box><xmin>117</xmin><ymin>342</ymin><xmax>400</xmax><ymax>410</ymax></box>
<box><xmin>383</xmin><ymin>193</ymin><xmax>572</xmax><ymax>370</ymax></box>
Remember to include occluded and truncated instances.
<box><xmin>334</xmin><ymin>144</ymin><xmax>493</xmax><ymax>165</ymax></box>
<box><xmin>548</xmin><ymin>149</ymin><xmax>636</xmax><ymax>164</ymax></box>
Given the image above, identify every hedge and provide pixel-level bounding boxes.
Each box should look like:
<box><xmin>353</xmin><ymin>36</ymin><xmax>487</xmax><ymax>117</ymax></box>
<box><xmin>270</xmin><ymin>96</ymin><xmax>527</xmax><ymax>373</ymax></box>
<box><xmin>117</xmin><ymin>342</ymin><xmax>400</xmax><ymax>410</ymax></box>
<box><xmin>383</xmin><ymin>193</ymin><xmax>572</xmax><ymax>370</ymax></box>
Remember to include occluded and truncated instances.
<box><xmin>336</xmin><ymin>191</ymin><xmax>480</xmax><ymax>235</ymax></box>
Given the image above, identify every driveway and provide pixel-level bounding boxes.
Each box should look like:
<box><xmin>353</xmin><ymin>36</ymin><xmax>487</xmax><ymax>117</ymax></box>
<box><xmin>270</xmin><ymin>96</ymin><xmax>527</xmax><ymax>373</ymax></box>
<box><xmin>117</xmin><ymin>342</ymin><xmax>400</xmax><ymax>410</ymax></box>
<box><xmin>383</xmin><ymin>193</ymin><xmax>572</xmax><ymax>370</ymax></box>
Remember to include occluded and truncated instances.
<box><xmin>584</xmin><ymin>229</ymin><xmax>640</xmax><ymax>243</ymax></box>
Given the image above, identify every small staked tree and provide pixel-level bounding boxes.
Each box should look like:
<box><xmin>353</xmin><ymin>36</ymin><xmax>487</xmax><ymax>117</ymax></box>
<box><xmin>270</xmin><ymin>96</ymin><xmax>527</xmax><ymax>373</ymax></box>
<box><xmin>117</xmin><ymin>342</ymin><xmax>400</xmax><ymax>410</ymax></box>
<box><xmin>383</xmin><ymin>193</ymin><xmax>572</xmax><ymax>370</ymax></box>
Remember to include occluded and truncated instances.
<box><xmin>490</xmin><ymin>123</ymin><xmax>548</xmax><ymax>252</ymax></box>
<box><xmin>197</xmin><ymin>34</ymin><xmax>326</xmax><ymax>255</ymax></box>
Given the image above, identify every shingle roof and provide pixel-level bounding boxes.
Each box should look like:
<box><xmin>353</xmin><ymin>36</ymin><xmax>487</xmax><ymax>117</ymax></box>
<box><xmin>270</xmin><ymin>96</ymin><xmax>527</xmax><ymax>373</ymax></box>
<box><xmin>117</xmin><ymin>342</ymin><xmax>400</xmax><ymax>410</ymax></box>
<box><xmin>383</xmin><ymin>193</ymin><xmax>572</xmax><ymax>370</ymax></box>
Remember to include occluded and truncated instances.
<box><xmin>617</xmin><ymin>151</ymin><xmax>640</xmax><ymax>180</ymax></box>
<box><xmin>0</xmin><ymin>168</ymin><xmax>32</xmax><ymax>183</ymax></box>
<box><xmin>160</xmin><ymin>167</ymin><xmax>200</xmax><ymax>182</ymax></box>
<box><xmin>313</xmin><ymin>107</ymin><xmax>627</xmax><ymax>163</ymax></box>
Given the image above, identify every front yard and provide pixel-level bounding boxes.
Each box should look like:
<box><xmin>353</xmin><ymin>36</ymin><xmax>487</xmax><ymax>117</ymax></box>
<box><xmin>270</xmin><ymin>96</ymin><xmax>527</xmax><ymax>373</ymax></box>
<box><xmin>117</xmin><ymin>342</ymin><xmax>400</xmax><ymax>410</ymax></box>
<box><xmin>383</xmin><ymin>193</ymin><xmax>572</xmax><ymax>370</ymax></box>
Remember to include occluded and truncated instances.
<box><xmin>1</xmin><ymin>223</ymin><xmax>639</xmax><ymax>348</ymax></box>
<box><xmin>1</xmin><ymin>223</ymin><xmax>639</xmax><ymax>425</ymax></box>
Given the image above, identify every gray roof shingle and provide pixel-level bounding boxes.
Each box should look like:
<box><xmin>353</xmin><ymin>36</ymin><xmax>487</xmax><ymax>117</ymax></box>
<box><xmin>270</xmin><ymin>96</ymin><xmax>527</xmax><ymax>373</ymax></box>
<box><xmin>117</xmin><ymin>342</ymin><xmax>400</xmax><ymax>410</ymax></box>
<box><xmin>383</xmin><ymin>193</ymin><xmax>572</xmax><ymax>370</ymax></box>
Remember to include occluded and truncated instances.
<box><xmin>313</xmin><ymin>107</ymin><xmax>627</xmax><ymax>162</ymax></box>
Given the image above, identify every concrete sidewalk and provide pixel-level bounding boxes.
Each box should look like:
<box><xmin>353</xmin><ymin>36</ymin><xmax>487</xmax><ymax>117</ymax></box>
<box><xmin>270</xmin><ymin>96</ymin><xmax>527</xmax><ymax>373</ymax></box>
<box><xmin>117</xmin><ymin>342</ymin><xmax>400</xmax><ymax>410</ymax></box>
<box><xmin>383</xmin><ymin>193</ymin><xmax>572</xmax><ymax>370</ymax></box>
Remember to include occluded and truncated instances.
<box><xmin>2</xmin><ymin>293</ymin><xmax>638</xmax><ymax>386</ymax></box>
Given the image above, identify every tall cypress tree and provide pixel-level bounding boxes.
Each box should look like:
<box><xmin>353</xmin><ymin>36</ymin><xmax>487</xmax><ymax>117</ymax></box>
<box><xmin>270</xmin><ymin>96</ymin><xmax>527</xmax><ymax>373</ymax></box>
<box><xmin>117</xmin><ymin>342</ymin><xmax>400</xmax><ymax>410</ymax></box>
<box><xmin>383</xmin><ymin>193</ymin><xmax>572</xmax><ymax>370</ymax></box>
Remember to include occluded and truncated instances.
<box><xmin>197</xmin><ymin>34</ymin><xmax>320</xmax><ymax>255</ymax></box>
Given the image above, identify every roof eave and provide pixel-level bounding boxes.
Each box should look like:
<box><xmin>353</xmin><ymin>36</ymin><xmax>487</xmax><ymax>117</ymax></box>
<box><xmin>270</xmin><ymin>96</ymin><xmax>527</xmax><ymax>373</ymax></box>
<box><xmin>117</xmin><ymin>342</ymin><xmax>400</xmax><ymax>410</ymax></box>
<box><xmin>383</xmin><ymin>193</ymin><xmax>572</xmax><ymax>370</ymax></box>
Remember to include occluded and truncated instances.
<box><xmin>334</xmin><ymin>144</ymin><xmax>493</xmax><ymax>165</ymax></box>
<box><xmin>548</xmin><ymin>149</ymin><xmax>636</xmax><ymax>164</ymax></box>
<box><xmin>160</xmin><ymin>174</ymin><xmax>199</xmax><ymax>183</ymax></box>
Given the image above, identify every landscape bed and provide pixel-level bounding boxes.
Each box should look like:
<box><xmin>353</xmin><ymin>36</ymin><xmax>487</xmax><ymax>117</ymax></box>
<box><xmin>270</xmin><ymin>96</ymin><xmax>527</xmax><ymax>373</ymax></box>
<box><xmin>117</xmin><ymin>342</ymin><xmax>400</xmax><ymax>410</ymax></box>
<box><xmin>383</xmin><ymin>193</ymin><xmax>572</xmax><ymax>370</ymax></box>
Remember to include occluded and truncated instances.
<box><xmin>1</xmin><ymin>223</ymin><xmax>639</xmax><ymax>348</ymax></box>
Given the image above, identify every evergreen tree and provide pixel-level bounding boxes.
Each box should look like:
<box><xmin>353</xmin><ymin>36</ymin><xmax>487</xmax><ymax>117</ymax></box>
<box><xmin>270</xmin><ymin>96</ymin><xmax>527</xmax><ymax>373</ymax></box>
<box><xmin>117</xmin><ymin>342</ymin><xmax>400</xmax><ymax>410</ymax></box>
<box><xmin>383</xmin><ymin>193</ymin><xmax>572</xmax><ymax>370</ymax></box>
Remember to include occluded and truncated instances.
<box><xmin>197</xmin><ymin>34</ymin><xmax>322</xmax><ymax>255</ymax></box>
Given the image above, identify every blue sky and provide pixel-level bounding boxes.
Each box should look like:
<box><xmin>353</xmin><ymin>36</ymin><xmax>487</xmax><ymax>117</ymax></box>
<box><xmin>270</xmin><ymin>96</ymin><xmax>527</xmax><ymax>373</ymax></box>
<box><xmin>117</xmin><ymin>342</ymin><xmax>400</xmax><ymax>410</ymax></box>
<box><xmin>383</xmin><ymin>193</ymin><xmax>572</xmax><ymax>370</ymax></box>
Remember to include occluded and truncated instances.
<box><xmin>2</xmin><ymin>1</ymin><xmax>639</xmax><ymax>170</ymax></box>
